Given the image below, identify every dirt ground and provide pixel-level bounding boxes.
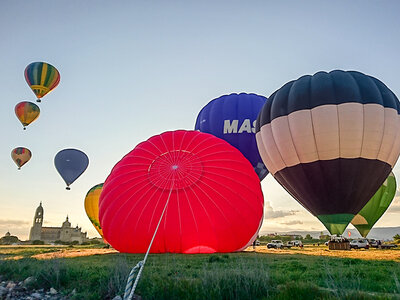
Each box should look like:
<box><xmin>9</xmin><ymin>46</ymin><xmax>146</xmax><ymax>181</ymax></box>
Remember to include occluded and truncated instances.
<box><xmin>1</xmin><ymin>245</ymin><xmax>399</xmax><ymax>261</ymax></box>
<box><xmin>245</xmin><ymin>245</ymin><xmax>400</xmax><ymax>261</ymax></box>
<box><xmin>32</xmin><ymin>248</ymin><xmax>119</xmax><ymax>259</ymax></box>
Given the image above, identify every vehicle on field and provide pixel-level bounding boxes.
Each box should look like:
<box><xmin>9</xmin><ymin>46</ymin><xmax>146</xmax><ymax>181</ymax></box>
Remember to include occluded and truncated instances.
<box><xmin>368</xmin><ymin>238</ymin><xmax>378</xmax><ymax>248</ymax></box>
<box><xmin>287</xmin><ymin>240</ymin><xmax>303</xmax><ymax>247</ymax></box>
<box><xmin>267</xmin><ymin>240</ymin><xmax>283</xmax><ymax>249</ymax></box>
<box><xmin>350</xmin><ymin>238</ymin><xmax>369</xmax><ymax>249</ymax></box>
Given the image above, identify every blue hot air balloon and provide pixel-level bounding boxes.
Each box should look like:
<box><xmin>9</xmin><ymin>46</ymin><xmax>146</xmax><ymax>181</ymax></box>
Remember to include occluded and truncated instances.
<box><xmin>54</xmin><ymin>149</ymin><xmax>89</xmax><ymax>190</ymax></box>
<box><xmin>195</xmin><ymin>93</ymin><xmax>268</xmax><ymax>180</ymax></box>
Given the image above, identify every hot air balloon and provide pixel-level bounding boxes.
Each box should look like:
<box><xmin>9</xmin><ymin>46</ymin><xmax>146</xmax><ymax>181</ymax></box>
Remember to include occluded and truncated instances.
<box><xmin>256</xmin><ymin>70</ymin><xmax>400</xmax><ymax>235</ymax></box>
<box><xmin>195</xmin><ymin>93</ymin><xmax>268</xmax><ymax>180</ymax></box>
<box><xmin>24</xmin><ymin>62</ymin><xmax>60</xmax><ymax>102</ymax></box>
<box><xmin>351</xmin><ymin>172</ymin><xmax>396</xmax><ymax>237</ymax></box>
<box><xmin>85</xmin><ymin>183</ymin><xmax>106</xmax><ymax>241</ymax></box>
<box><xmin>15</xmin><ymin>101</ymin><xmax>40</xmax><ymax>130</ymax></box>
<box><xmin>99</xmin><ymin>130</ymin><xmax>264</xmax><ymax>254</ymax></box>
<box><xmin>11</xmin><ymin>147</ymin><xmax>32</xmax><ymax>169</ymax></box>
<box><xmin>54</xmin><ymin>149</ymin><xmax>89</xmax><ymax>190</ymax></box>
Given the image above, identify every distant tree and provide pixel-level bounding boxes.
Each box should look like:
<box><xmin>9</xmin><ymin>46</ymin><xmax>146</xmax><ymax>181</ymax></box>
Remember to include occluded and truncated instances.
<box><xmin>32</xmin><ymin>240</ymin><xmax>44</xmax><ymax>245</ymax></box>
<box><xmin>0</xmin><ymin>235</ymin><xmax>19</xmax><ymax>245</ymax></box>
<box><xmin>305</xmin><ymin>234</ymin><xmax>312</xmax><ymax>240</ymax></box>
<box><xmin>394</xmin><ymin>234</ymin><xmax>400</xmax><ymax>241</ymax></box>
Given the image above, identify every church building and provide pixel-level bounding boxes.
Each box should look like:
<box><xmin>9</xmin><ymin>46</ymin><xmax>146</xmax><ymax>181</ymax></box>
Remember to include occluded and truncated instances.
<box><xmin>29</xmin><ymin>202</ymin><xmax>87</xmax><ymax>243</ymax></box>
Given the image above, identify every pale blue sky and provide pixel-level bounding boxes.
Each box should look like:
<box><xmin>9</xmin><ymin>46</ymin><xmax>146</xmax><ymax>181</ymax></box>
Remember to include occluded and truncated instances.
<box><xmin>1</xmin><ymin>1</ymin><xmax>400</xmax><ymax>239</ymax></box>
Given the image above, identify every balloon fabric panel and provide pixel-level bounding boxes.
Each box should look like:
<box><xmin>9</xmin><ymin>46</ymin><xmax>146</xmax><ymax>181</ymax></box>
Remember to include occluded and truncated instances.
<box><xmin>256</xmin><ymin>70</ymin><xmax>400</xmax><ymax>235</ymax></box>
<box><xmin>99</xmin><ymin>130</ymin><xmax>264</xmax><ymax>254</ymax></box>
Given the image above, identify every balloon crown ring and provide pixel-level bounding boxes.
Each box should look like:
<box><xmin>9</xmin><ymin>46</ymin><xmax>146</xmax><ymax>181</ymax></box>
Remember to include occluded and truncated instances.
<box><xmin>148</xmin><ymin>150</ymin><xmax>203</xmax><ymax>190</ymax></box>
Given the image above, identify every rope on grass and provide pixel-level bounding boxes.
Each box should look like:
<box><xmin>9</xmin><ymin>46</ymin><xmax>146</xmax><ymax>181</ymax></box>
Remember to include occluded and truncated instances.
<box><xmin>123</xmin><ymin>260</ymin><xmax>143</xmax><ymax>299</ymax></box>
<box><xmin>123</xmin><ymin>185</ymin><xmax>174</xmax><ymax>300</ymax></box>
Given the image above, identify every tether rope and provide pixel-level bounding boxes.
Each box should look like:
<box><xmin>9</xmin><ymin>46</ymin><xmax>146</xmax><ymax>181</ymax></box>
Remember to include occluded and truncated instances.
<box><xmin>124</xmin><ymin>181</ymin><xmax>174</xmax><ymax>300</ymax></box>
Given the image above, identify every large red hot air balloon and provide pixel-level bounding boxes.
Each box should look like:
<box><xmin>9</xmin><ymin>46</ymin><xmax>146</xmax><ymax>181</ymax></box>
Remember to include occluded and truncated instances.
<box><xmin>99</xmin><ymin>130</ymin><xmax>264</xmax><ymax>254</ymax></box>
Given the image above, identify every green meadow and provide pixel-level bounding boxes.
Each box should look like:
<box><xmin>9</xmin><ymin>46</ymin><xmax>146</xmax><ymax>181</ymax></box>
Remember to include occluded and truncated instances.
<box><xmin>0</xmin><ymin>246</ymin><xmax>399</xmax><ymax>300</ymax></box>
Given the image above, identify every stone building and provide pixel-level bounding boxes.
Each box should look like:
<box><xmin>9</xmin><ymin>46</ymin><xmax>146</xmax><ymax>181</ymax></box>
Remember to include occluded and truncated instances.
<box><xmin>29</xmin><ymin>202</ymin><xmax>87</xmax><ymax>243</ymax></box>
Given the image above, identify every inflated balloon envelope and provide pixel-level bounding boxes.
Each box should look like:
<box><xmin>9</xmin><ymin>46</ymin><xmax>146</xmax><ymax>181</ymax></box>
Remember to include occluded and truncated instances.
<box><xmin>11</xmin><ymin>147</ymin><xmax>32</xmax><ymax>170</ymax></box>
<box><xmin>24</xmin><ymin>62</ymin><xmax>60</xmax><ymax>103</ymax></box>
<box><xmin>85</xmin><ymin>184</ymin><xmax>107</xmax><ymax>242</ymax></box>
<box><xmin>256</xmin><ymin>70</ymin><xmax>400</xmax><ymax>235</ymax></box>
<box><xmin>15</xmin><ymin>101</ymin><xmax>40</xmax><ymax>130</ymax></box>
<box><xmin>351</xmin><ymin>172</ymin><xmax>396</xmax><ymax>237</ymax></box>
<box><xmin>195</xmin><ymin>93</ymin><xmax>269</xmax><ymax>180</ymax></box>
<box><xmin>54</xmin><ymin>149</ymin><xmax>89</xmax><ymax>190</ymax></box>
<box><xmin>99</xmin><ymin>130</ymin><xmax>264</xmax><ymax>254</ymax></box>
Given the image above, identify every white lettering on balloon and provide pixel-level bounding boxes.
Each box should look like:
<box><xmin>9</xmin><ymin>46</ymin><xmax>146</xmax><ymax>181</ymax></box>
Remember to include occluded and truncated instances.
<box><xmin>223</xmin><ymin>119</ymin><xmax>256</xmax><ymax>134</ymax></box>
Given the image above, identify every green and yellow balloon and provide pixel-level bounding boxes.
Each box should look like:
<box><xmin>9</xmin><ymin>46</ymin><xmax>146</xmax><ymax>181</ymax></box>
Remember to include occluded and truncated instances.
<box><xmin>351</xmin><ymin>172</ymin><xmax>396</xmax><ymax>237</ymax></box>
<box><xmin>24</xmin><ymin>62</ymin><xmax>60</xmax><ymax>102</ymax></box>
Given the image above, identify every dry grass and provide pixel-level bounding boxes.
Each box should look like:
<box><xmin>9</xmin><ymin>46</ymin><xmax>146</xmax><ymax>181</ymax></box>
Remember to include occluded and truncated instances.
<box><xmin>32</xmin><ymin>248</ymin><xmax>118</xmax><ymax>259</ymax></box>
<box><xmin>246</xmin><ymin>245</ymin><xmax>400</xmax><ymax>261</ymax></box>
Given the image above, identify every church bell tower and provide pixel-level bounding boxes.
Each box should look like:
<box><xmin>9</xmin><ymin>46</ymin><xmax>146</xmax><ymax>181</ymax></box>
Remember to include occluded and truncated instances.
<box><xmin>29</xmin><ymin>202</ymin><xmax>43</xmax><ymax>241</ymax></box>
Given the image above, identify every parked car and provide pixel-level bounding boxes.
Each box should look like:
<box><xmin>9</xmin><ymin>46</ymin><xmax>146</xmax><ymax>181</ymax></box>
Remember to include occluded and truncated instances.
<box><xmin>288</xmin><ymin>240</ymin><xmax>303</xmax><ymax>247</ymax></box>
<box><xmin>350</xmin><ymin>238</ymin><xmax>369</xmax><ymax>249</ymax></box>
<box><xmin>267</xmin><ymin>240</ymin><xmax>283</xmax><ymax>249</ymax></box>
<box><xmin>368</xmin><ymin>238</ymin><xmax>378</xmax><ymax>248</ymax></box>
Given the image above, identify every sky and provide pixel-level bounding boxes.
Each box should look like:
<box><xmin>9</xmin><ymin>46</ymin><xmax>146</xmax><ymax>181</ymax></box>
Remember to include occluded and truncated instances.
<box><xmin>1</xmin><ymin>1</ymin><xmax>400</xmax><ymax>240</ymax></box>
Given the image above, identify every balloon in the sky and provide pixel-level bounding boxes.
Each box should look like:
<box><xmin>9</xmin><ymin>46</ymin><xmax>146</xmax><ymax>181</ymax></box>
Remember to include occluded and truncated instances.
<box><xmin>256</xmin><ymin>70</ymin><xmax>400</xmax><ymax>235</ymax></box>
<box><xmin>84</xmin><ymin>183</ymin><xmax>106</xmax><ymax>241</ymax></box>
<box><xmin>195</xmin><ymin>93</ymin><xmax>268</xmax><ymax>180</ymax></box>
<box><xmin>15</xmin><ymin>101</ymin><xmax>40</xmax><ymax>130</ymax></box>
<box><xmin>351</xmin><ymin>172</ymin><xmax>396</xmax><ymax>237</ymax></box>
<box><xmin>11</xmin><ymin>147</ymin><xmax>32</xmax><ymax>170</ymax></box>
<box><xmin>99</xmin><ymin>130</ymin><xmax>264</xmax><ymax>254</ymax></box>
<box><xmin>54</xmin><ymin>149</ymin><xmax>89</xmax><ymax>190</ymax></box>
<box><xmin>24</xmin><ymin>62</ymin><xmax>60</xmax><ymax>102</ymax></box>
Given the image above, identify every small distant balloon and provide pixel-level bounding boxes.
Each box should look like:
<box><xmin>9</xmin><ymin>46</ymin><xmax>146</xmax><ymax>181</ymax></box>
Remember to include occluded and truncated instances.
<box><xmin>11</xmin><ymin>147</ymin><xmax>32</xmax><ymax>170</ymax></box>
<box><xmin>54</xmin><ymin>149</ymin><xmax>89</xmax><ymax>190</ymax></box>
<box><xmin>24</xmin><ymin>62</ymin><xmax>60</xmax><ymax>102</ymax></box>
<box><xmin>15</xmin><ymin>101</ymin><xmax>40</xmax><ymax>130</ymax></box>
<box><xmin>84</xmin><ymin>183</ymin><xmax>107</xmax><ymax>242</ymax></box>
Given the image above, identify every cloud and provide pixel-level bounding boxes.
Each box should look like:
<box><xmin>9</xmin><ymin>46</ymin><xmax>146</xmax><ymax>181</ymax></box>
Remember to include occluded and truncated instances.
<box><xmin>264</xmin><ymin>201</ymin><xmax>298</xmax><ymax>219</ymax></box>
<box><xmin>280</xmin><ymin>220</ymin><xmax>303</xmax><ymax>225</ymax></box>
<box><xmin>0</xmin><ymin>219</ymin><xmax>30</xmax><ymax>228</ymax></box>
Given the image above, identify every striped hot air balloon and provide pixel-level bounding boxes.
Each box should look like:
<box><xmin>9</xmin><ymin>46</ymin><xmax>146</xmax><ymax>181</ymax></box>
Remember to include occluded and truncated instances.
<box><xmin>24</xmin><ymin>62</ymin><xmax>60</xmax><ymax>102</ymax></box>
<box><xmin>14</xmin><ymin>101</ymin><xmax>40</xmax><ymax>130</ymax></box>
<box><xmin>256</xmin><ymin>70</ymin><xmax>400</xmax><ymax>235</ymax></box>
<box><xmin>84</xmin><ymin>183</ymin><xmax>107</xmax><ymax>242</ymax></box>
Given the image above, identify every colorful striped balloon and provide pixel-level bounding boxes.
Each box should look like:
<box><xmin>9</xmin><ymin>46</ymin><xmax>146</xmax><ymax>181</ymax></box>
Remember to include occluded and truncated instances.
<box><xmin>15</xmin><ymin>101</ymin><xmax>40</xmax><ymax>130</ymax></box>
<box><xmin>24</xmin><ymin>62</ymin><xmax>60</xmax><ymax>102</ymax></box>
<box><xmin>11</xmin><ymin>147</ymin><xmax>32</xmax><ymax>170</ymax></box>
<box><xmin>84</xmin><ymin>183</ymin><xmax>107</xmax><ymax>241</ymax></box>
<box><xmin>256</xmin><ymin>70</ymin><xmax>400</xmax><ymax>235</ymax></box>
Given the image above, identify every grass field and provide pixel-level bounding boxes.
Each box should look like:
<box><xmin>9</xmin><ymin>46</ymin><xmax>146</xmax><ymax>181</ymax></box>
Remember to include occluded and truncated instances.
<box><xmin>0</xmin><ymin>245</ymin><xmax>399</xmax><ymax>300</ymax></box>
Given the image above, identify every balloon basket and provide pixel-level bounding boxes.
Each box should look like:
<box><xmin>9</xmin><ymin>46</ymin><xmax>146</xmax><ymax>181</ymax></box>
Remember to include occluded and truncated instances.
<box><xmin>66</xmin><ymin>187</ymin><xmax>71</xmax><ymax>190</ymax></box>
<box><xmin>36</xmin><ymin>99</ymin><xmax>41</xmax><ymax>103</ymax></box>
<box><xmin>328</xmin><ymin>241</ymin><xmax>350</xmax><ymax>250</ymax></box>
